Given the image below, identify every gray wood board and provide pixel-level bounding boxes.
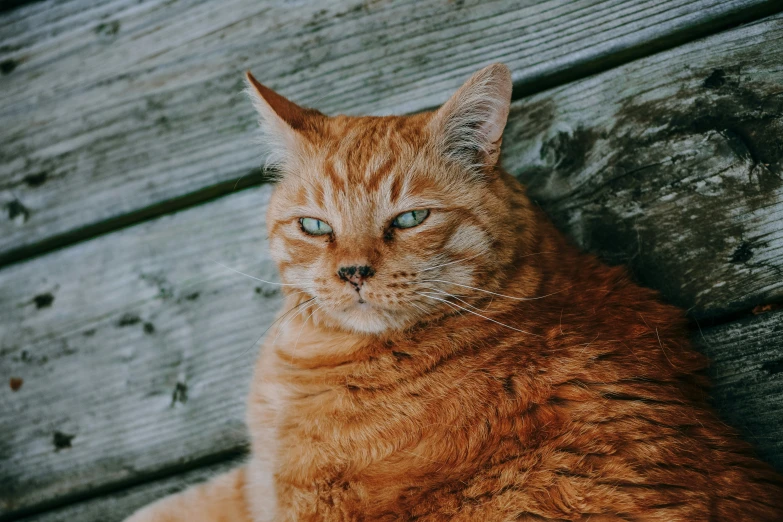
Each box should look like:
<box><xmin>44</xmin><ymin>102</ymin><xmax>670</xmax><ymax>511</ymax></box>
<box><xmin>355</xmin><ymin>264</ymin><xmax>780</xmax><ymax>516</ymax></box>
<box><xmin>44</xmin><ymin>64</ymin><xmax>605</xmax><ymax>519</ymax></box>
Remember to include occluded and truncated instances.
<box><xmin>0</xmin><ymin>0</ymin><xmax>779</xmax><ymax>264</ymax></box>
<box><xmin>15</xmin><ymin>458</ymin><xmax>243</xmax><ymax>522</ymax></box>
<box><xmin>502</xmin><ymin>13</ymin><xmax>783</xmax><ymax>319</ymax></box>
<box><xmin>698</xmin><ymin>309</ymin><xmax>783</xmax><ymax>474</ymax></box>
<box><xmin>0</xmin><ymin>186</ymin><xmax>278</xmax><ymax>518</ymax></box>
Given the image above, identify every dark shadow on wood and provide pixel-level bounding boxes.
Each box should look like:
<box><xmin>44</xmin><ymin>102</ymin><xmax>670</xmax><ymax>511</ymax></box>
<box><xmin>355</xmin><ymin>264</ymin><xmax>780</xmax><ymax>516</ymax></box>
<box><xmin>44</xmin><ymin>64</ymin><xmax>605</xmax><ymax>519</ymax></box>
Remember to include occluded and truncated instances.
<box><xmin>0</xmin><ymin>0</ymin><xmax>42</xmax><ymax>14</ymax></box>
<box><xmin>0</xmin><ymin>449</ymin><xmax>248</xmax><ymax>522</ymax></box>
<box><xmin>0</xmin><ymin>168</ymin><xmax>272</xmax><ymax>268</ymax></box>
<box><xmin>511</xmin><ymin>0</ymin><xmax>783</xmax><ymax>99</ymax></box>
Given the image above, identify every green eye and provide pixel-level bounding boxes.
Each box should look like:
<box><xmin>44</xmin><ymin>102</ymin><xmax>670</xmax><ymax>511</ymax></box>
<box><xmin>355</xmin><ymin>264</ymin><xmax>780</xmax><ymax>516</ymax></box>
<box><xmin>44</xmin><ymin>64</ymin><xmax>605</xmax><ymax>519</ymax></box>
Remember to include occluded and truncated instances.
<box><xmin>392</xmin><ymin>209</ymin><xmax>430</xmax><ymax>229</ymax></box>
<box><xmin>299</xmin><ymin>217</ymin><xmax>333</xmax><ymax>236</ymax></box>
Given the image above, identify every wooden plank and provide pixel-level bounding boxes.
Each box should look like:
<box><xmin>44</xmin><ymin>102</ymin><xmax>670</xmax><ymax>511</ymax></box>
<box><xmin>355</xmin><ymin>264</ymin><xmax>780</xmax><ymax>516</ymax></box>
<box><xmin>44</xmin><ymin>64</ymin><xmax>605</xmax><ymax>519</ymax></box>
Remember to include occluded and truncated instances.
<box><xmin>698</xmin><ymin>308</ymin><xmax>783</xmax><ymax>472</ymax></box>
<box><xmin>0</xmin><ymin>0</ymin><xmax>779</xmax><ymax>265</ymax></box>
<box><xmin>0</xmin><ymin>186</ymin><xmax>278</xmax><ymax>519</ymax></box>
<box><xmin>12</xmin><ymin>311</ymin><xmax>783</xmax><ymax>522</ymax></box>
<box><xmin>502</xmin><ymin>13</ymin><xmax>783</xmax><ymax>319</ymax></box>
<box><xmin>14</xmin><ymin>458</ymin><xmax>243</xmax><ymax>522</ymax></box>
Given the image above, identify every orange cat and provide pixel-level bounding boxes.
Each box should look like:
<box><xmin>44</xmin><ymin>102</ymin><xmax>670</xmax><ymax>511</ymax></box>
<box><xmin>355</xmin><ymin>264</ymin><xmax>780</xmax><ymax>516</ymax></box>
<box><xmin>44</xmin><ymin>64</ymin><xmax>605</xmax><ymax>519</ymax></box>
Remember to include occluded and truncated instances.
<box><xmin>127</xmin><ymin>64</ymin><xmax>783</xmax><ymax>521</ymax></box>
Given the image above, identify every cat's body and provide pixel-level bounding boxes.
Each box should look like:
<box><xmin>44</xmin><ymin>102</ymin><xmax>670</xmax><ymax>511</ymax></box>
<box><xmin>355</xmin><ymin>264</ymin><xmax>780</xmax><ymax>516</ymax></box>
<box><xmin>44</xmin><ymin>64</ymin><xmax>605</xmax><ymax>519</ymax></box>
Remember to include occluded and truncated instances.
<box><xmin>127</xmin><ymin>64</ymin><xmax>783</xmax><ymax>522</ymax></box>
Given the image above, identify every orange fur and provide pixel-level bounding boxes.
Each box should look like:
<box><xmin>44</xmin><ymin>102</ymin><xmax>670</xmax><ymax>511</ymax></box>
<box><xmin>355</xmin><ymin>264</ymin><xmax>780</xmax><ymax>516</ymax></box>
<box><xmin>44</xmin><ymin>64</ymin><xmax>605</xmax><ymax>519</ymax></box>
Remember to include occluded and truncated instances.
<box><xmin>127</xmin><ymin>64</ymin><xmax>783</xmax><ymax>522</ymax></box>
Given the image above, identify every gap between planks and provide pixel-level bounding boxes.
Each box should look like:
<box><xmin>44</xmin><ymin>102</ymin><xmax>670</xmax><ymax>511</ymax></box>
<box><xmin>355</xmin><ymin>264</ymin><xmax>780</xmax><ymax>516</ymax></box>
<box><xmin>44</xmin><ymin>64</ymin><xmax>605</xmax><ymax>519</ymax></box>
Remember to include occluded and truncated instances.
<box><xmin>4</xmin><ymin>449</ymin><xmax>248</xmax><ymax>522</ymax></box>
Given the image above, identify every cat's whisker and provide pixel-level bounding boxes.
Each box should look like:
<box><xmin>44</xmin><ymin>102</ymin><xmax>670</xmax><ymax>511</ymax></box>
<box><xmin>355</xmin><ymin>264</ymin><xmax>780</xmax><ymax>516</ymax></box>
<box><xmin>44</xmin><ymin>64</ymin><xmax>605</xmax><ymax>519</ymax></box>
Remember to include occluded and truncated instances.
<box><xmin>417</xmin><ymin>289</ymin><xmax>482</xmax><ymax>312</ymax></box>
<box><xmin>408</xmin><ymin>279</ymin><xmax>570</xmax><ymax>302</ymax></box>
<box><xmin>272</xmin><ymin>298</ymin><xmax>319</xmax><ymax>347</ymax></box>
<box><xmin>417</xmin><ymin>291</ymin><xmax>465</xmax><ymax>317</ymax></box>
<box><xmin>438</xmin><ymin>296</ymin><xmax>467</xmax><ymax>317</ymax></box>
<box><xmin>293</xmin><ymin>303</ymin><xmax>324</xmax><ymax>352</ymax></box>
<box><xmin>419</xmin><ymin>250</ymin><xmax>488</xmax><ymax>273</ymax></box>
<box><xmin>235</xmin><ymin>297</ymin><xmax>316</xmax><ymax>361</ymax></box>
<box><xmin>416</xmin><ymin>292</ymin><xmax>539</xmax><ymax>337</ymax></box>
<box><xmin>211</xmin><ymin>260</ymin><xmax>307</xmax><ymax>287</ymax></box>
<box><xmin>518</xmin><ymin>250</ymin><xmax>558</xmax><ymax>259</ymax></box>
<box><xmin>408</xmin><ymin>300</ymin><xmax>429</xmax><ymax>315</ymax></box>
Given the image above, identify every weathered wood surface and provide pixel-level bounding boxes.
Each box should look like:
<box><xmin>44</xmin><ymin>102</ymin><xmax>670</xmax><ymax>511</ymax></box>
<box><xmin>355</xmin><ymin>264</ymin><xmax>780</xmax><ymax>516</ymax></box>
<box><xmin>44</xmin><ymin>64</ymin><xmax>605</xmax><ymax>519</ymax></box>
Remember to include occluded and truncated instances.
<box><xmin>503</xmin><ymin>13</ymin><xmax>783</xmax><ymax>319</ymax></box>
<box><xmin>3</xmin><ymin>12</ymin><xmax>783</xmax><ymax>521</ymax></box>
<box><xmin>15</xmin><ymin>458</ymin><xmax>243</xmax><ymax>522</ymax></box>
<box><xmin>1</xmin><ymin>186</ymin><xmax>278</xmax><ymax>519</ymax></box>
<box><xmin>699</xmin><ymin>308</ymin><xmax>783</xmax><ymax>473</ymax></box>
<box><xmin>12</xmin><ymin>308</ymin><xmax>783</xmax><ymax>522</ymax></box>
<box><xmin>1</xmin><ymin>0</ymin><xmax>780</xmax><ymax>265</ymax></box>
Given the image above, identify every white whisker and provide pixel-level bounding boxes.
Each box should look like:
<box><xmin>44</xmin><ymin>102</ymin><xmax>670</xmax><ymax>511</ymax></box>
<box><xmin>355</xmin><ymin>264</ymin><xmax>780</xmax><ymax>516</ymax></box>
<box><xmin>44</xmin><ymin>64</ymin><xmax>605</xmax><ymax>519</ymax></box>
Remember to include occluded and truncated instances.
<box><xmin>410</xmin><ymin>279</ymin><xmax>569</xmax><ymax>301</ymax></box>
<box><xmin>234</xmin><ymin>297</ymin><xmax>315</xmax><ymax>360</ymax></box>
<box><xmin>418</xmin><ymin>289</ymin><xmax>482</xmax><ymax>312</ymax></box>
<box><xmin>293</xmin><ymin>304</ymin><xmax>323</xmax><ymax>352</ymax></box>
<box><xmin>212</xmin><ymin>260</ymin><xmax>303</xmax><ymax>287</ymax></box>
<box><xmin>409</xmin><ymin>301</ymin><xmax>429</xmax><ymax>315</ymax></box>
<box><xmin>416</xmin><ymin>292</ymin><xmax>539</xmax><ymax>336</ymax></box>
<box><xmin>420</xmin><ymin>250</ymin><xmax>487</xmax><ymax>273</ymax></box>
<box><xmin>518</xmin><ymin>251</ymin><xmax>557</xmax><ymax>259</ymax></box>
<box><xmin>272</xmin><ymin>299</ymin><xmax>318</xmax><ymax>347</ymax></box>
<box><xmin>433</xmin><ymin>294</ymin><xmax>466</xmax><ymax>316</ymax></box>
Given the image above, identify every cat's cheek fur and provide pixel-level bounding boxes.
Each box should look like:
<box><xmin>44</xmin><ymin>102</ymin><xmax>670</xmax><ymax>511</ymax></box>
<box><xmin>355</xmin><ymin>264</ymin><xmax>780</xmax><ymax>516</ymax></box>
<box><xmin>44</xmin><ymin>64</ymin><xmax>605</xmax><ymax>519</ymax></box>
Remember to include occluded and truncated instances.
<box><xmin>268</xmin><ymin>235</ymin><xmax>291</xmax><ymax>264</ymax></box>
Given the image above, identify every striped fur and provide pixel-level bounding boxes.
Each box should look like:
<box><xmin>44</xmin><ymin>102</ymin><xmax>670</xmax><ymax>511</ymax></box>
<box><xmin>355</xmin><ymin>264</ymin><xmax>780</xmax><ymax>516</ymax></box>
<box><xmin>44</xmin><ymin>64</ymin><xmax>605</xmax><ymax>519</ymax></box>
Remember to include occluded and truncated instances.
<box><xmin>127</xmin><ymin>64</ymin><xmax>783</xmax><ymax>522</ymax></box>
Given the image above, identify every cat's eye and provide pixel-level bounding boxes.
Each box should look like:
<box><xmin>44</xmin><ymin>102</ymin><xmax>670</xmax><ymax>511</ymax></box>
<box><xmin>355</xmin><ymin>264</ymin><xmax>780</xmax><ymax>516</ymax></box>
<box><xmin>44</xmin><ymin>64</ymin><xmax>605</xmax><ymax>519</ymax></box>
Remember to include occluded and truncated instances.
<box><xmin>392</xmin><ymin>209</ymin><xmax>430</xmax><ymax>229</ymax></box>
<box><xmin>299</xmin><ymin>217</ymin><xmax>333</xmax><ymax>236</ymax></box>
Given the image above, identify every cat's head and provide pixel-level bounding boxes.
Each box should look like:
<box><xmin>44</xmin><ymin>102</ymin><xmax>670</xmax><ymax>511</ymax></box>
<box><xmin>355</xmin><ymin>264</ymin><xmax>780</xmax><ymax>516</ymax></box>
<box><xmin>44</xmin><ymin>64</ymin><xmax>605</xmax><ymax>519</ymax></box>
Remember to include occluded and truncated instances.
<box><xmin>247</xmin><ymin>64</ymin><xmax>530</xmax><ymax>334</ymax></box>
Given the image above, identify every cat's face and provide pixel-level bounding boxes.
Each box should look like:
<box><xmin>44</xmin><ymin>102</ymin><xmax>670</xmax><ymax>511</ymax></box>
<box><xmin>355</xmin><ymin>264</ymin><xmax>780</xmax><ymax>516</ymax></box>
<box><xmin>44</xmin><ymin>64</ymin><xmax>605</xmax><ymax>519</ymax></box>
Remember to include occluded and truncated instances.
<box><xmin>247</xmin><ymin>65</ymin><xmax>516</xmax><ymax>334</ymax></box>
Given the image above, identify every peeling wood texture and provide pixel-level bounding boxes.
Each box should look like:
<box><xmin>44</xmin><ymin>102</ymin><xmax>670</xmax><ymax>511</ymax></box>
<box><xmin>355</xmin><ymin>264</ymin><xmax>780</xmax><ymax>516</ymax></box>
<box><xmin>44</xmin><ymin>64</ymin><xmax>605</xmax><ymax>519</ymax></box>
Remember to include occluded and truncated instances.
<box><xmin>0</xmin><ymin>0</ymin><xmax>779</xmax><ymax>265</ymax></box>
<box><xmin>503</xmin><ymin>14</ymin><xmax>783</xmax><ymax>319</ymax></box>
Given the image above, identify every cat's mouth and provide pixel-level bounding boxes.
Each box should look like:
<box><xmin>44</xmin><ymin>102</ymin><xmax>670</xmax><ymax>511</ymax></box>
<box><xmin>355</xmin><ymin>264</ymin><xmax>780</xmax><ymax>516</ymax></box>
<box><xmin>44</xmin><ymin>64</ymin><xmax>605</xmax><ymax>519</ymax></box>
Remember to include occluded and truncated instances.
<box><xmin>350</xmin><ymin>288</ymin><xmax>370</xmax><ymax>306</ymax></box>
<box><xmin>341</xmin><ymin>290</ymin><xmax>388</xmax><ymax>313</ymax></box>
<box><xmin>344</xmin><ymin>296</ymin><xmax>373</xmax><ymax>311</ymax></box>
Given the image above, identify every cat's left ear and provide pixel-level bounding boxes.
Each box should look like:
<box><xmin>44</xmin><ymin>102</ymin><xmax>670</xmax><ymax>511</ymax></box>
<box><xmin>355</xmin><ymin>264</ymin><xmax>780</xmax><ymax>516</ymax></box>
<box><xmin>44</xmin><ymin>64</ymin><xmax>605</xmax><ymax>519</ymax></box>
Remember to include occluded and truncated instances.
<box><xmin>428</xmin><ymin>63</ymin><xmax>512</xmax><ymax>171</ymax></box>
<box><xmin>245</xmin><ymin>71</ymin><xmax>323</xmax><ymax>168</ymax></box>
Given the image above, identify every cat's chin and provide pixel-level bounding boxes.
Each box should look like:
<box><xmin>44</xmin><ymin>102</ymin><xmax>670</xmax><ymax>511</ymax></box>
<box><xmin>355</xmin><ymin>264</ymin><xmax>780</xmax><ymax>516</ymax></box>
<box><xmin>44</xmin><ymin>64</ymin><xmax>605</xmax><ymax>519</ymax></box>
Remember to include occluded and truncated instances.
<box><xmin>327</xmin><ymin>303</ymin><xmax>410</xmax><ymax>335</ymax></box>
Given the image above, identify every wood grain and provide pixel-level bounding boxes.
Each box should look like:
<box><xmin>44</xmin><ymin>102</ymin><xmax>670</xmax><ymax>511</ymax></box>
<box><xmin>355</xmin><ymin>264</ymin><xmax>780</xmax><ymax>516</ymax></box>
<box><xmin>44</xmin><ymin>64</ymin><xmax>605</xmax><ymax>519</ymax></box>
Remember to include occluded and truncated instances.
<box><xmin>1</xmin><ymin>0</ymin><xmax>779</xmax><ymax>265</ymax></box>
<box><xmin>0</xmin><ymin>186</ymin><xmax>277</xmax><ymax>518</ymax></box>
<box><xmin>502</xmin><ymin>13</ymin><xmax>783</xmax><ymax>319</ymax></box>
<box><xmin>14</xmin><ymin>458</ymin><xmax>243</xmax><ymax>522</ymax></box>
<box><xmin>699</xmin><ymin>308</ymin><xmax>783</xmax><ymax>474</ymax></box>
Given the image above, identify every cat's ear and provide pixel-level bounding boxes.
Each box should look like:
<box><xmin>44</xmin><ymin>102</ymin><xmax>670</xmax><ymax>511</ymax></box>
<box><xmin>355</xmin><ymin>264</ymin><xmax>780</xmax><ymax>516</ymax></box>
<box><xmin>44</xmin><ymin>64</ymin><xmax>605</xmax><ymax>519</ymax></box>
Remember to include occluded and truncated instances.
<box><xmin>245</xmin><ymin>71</ymin><xmax>322</xmax><ymax>168</ymax></box>
<box><xmin>428</xmin><ymin>63</ymin><xmax>512</xmax><ymax>171</ymax></box>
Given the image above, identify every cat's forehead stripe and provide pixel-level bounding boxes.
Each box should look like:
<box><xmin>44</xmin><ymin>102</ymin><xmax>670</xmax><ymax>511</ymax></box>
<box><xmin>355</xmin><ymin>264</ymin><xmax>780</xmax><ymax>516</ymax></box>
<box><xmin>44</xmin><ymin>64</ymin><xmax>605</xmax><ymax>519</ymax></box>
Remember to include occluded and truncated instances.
<box><xmin>316</xmin><ymin>116</ymin><xmax>423</xmax><ymax>198</ymax></box>
<box><xmin>364</xmin><ymin>156</ymin><xmax>395</xmax><ymax>194</ymax></box>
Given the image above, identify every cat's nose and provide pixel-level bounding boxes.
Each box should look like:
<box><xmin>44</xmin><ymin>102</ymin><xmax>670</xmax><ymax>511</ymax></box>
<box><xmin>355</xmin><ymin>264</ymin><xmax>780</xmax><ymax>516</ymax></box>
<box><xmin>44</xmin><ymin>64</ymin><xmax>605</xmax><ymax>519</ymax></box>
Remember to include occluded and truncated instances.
<box><xmin>337</xmin><ymin>265</ymin><xmax>375</xmax><ymax>289</ymax></box>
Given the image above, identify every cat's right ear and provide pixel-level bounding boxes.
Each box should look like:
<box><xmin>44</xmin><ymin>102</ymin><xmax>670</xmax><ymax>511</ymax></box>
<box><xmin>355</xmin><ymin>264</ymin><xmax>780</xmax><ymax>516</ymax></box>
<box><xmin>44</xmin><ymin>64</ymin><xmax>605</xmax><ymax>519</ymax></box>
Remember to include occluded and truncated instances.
<box><xmin>428</xmin><ymin>63</ymin><xmax>512</xmax><ymax>173</ymax></box>
<box><xmin>245</xmin><ymin>72</ymin><xmax>322</xmax><ymax>168</ymax></box>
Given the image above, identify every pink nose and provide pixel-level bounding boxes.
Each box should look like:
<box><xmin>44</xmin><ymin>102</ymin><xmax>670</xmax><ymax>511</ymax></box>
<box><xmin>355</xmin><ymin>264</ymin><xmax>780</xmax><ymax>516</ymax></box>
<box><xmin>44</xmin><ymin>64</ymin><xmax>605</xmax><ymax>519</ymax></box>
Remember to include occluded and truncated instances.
<box><xmin>337</xmin><ymin>265</ymin><xmax>375</xmax><ymax>289</ymax></box>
